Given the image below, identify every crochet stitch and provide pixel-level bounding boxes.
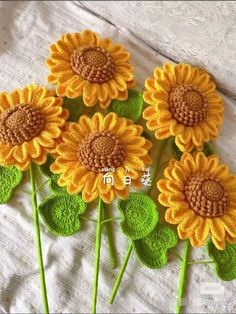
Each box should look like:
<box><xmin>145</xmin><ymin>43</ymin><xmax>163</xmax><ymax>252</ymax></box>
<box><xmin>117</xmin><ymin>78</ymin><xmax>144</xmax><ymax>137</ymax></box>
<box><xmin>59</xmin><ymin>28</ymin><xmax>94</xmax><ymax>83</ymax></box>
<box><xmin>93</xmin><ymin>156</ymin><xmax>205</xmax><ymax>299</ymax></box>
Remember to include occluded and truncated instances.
<box><xmin>50</xmin><ymin>112</ymin><xmax>152</xmax><ymax>203</ymax></box>
<box><xmin>158</xmin><ymin>152</ymin><xmax>236</xmax><ymax>250</ymax></box>
<box><xmin>143</xmin><ymin>63</ymin><xmax>224</xmax><ymax>152</ymax></box>
<box><xmin>118</xmin><ymin>192</ymin><xmax>158</xmax><ymax>240</ymax></box>
<box><xmin>46</xmin><ymin>30</ymin><xmax>135</xmax><ymax>108</ymax></box>
<box><xmin>207</xmin><ymin>241</ymin><xmax>236</xmax><ymax>281</ymax></box>
<box><xmin>0</xmin><ymin>85</ymin><xmax>68</xmax><ymax>170</ymax></box>
<box><xmin>39</xmin><ymin>194</ymin><xmax>87</xmax><ymax>236</ymax></box>
<box><xmin>110</xmin><ymin>89</ymin><xmax>143</xmax><ymax>122</ymax></box>
<box><xmin>133</xmin><ymin>224</ymin><xmax>177</xmax><ymax>269</ymax></box>
<box><xmin>0</xmin><ymin>166</ymin><xmax>23</xmax><ymax>203</ymax></box>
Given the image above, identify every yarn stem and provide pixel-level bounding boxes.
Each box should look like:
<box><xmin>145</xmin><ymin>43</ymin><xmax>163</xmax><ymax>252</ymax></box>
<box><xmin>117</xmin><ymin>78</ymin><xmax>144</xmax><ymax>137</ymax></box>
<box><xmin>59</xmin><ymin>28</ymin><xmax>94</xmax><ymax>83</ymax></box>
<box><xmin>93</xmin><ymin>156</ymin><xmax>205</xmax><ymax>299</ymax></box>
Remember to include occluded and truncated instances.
<box><xmin>109</xmin><ymin>243</ymin><xmax>133</xmax><ymax>304</ymax></box>
<box><xmin>102</xmin><ymin>203</ymin><xmax>118</xmax><ymax>268</ymax></box>
<box><xmin>30</xmin><ymin>164</ymin><xmax>49</xmax><ymax>314</ymax></box>
<box><xmin>176</xmin><ymin>240</ymin><xmax>190</xmax><ymax>314</ymax></box>
<box><xmin>109</xmin><ymin>138</ymin><xmax>169</xmax><ymax>304</ymax></box>
<box><xmin>92</xmin><ymin>197</ymin><xmax>103</xmax><ymax>314</ymax></box>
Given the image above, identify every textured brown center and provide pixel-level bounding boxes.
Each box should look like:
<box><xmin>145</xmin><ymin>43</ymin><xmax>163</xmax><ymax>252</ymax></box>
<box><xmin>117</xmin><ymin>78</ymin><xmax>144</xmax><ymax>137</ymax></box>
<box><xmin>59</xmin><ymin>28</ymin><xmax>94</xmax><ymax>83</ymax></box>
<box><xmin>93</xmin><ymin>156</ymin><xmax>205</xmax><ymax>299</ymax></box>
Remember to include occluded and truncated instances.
<box><xmin>0</xmin><ymin>104</ymin><xmax>46</xmax><ymax>145</ymax></box>
<box><xmin>78</xmin><ymin>131</ymin><xmax>126</xmax><ymax>172</ymax></box>
<box><xmin>184</xmin><ymin>172</ymin><xmax>229</xmax><ymax>217</ymax></box>
<box><xmin>70</xmin><ymin>45</ymin><xmax>116</xmax><ymax>84</ymax></box>
<box><xmin>169</xmin><ymin>84</ymin><xmax>208</xmax><ymax>126</ymax></box>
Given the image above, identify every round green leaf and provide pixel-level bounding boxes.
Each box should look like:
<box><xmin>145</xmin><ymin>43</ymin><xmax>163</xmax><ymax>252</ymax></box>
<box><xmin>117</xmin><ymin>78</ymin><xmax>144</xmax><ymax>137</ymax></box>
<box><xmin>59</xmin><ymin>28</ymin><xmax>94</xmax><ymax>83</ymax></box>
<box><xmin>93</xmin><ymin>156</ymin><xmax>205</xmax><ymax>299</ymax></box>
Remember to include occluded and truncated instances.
<box><xmin>133</xmin><ymin>224</ymin><xmax>177</xmax><ymax>269</ymax></box>
<box><xmin>63</xmin><ymin>96</ymin><xmax>85</xmax><ymax>122</ymax></box>
<box><xmin>118</xmin><ymin>192</ymin><xmax>158</xmax><ymax>240</ymax></box>
<box><xmin>207</xmin><ymin>241</ymin><xmax>236</xmax><ymax>281</ymax></box>
<box><xmin>0</xmin><ymin>166</ymin><xmax>23</xmax><ymax>204</ymax></box>
<box><xmin>110</xmin><ymin>89</ymin><xmax>143</xmax><ymax>122</ymax></box>
<box><xmin>39</xmin><ymin>194</ymin><xmax>87</xmax><ymax>236</ymax></box>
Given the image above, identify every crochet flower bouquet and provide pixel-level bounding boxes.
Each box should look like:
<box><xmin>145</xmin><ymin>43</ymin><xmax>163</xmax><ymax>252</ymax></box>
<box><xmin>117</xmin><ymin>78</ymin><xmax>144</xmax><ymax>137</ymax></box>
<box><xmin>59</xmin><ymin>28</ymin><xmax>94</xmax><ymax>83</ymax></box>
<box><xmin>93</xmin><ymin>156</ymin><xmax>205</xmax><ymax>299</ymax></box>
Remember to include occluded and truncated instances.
<box><xmin>0</xmin><ymin>29</ymin><xmax>236</xmax><ymax>314</ymax></box>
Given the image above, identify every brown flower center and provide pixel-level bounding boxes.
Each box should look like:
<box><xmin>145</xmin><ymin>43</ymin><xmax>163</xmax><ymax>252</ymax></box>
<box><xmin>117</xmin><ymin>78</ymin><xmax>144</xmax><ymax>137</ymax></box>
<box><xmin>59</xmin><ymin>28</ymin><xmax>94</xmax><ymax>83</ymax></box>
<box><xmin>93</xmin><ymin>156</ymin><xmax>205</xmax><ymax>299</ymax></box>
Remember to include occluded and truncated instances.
<box><xmin>70</xmin><ymin>46</ymin><xmax>116</xmax><ymax>84</ymax></box>
<box><xmin>0</xmin><ymin>104</ymin><xmax>46</xmax><ymax>145</ymax></box>
<box><xmin>78</xmin><ymin>131</ymin><xmax>126</xmax><ymax>172</ymax></box>
<box><xmin>169</xmin><ymin>84</ymin><xmax>208</xmax><ymax>126</ymax></box>
<box><xmin>184</xmin><ymin>172</ymin><xmax>230</xmax><ymax>217</ymax></box>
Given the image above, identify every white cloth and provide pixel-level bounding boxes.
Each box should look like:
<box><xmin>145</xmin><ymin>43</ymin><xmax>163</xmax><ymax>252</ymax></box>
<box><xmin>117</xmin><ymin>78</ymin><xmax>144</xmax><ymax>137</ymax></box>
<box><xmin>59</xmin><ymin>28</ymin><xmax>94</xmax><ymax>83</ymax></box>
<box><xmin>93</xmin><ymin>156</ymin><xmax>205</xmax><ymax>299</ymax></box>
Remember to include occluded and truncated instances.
<box><xmin>81</xmin><ymin>1</ymin><xmax>236</xmax><ymax>100</ymax></box>
<box><xmin>0</xmin><ymin>1</ymin><xmax>235</xmax><ymax>313</ymax></box>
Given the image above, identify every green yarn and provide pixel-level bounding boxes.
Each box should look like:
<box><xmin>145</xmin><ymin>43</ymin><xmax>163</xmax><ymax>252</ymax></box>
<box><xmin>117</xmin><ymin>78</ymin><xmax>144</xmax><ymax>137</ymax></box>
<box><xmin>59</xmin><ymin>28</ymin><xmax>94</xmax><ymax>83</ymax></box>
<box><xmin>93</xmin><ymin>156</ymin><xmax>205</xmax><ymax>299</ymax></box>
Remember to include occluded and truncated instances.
<box><xmin>203</xmin><ymin>142</ymin><xmax>216</xmax><ymax>156</ymax></box>
<box><xmin>39</xmin><ymin>194</ymin><xmax>87</xmax><ymax>237</ymax></box>
<box><xmin>39</xmin><ymin>155</ymin><xmax>66</xmax><ymax>194</ymax></box>
<box><xmin>207</xmin><ymin>240</ymin><xmax>236</xmax><ymax>281</ymax></box>
<box><xmin>63</xmin><ymin>96</ymin><xmax>85</xmax><ymax>122</ymax></box>
<box><xmin>133</xmin><ymin>224</ymin><xmax>177</xmax><ymax>269</ymax></box>
<box><xmin>109</xmin><ymin>89</ymin><xmax>143</xmax><ymax>122</ymax></box>
<box><xmin>0</xmin><ymin>166</ymin><xmax>23</xmax><ymax>204</ymax></box>
<box><xmin>118</xmin><ymin>192</ymin><xmax>158</xmax><ymax>240</ymax></box>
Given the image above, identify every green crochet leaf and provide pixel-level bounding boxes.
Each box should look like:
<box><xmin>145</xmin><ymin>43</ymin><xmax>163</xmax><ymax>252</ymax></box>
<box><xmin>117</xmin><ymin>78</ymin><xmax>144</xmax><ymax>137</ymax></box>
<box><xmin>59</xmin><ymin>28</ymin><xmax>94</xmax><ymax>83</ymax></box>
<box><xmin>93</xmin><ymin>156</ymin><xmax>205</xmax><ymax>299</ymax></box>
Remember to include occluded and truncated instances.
<box><xmin>118</xmin><ymin>192</ymin><xmax>158</xmax><ymax>240</ymax></box>
<box><xmin>203</xmin><ymin>142</ymin><xmax>216</xmax><ymax>156</ymax></box>
<box><xmin>133</xmin><ymin>224</ymin><xmax>177</xmax><ymax>269</ymax></box>
<box><xmin>110</xmin><ymin>89</ymin><xmax>143</xmax><ymax>122</ymax></box>
<box><xmin>63</xmin><ymin>96</ymin><xmax>85</xmax><ymax>122</ymax></box>
<box><xmin>207</xmin><ymin>241</ymin><xmax>236</xmax><ymax>281</ymax></box>
<box><xmin>39</xmin><ymin>194</ymin><xmax>87</xmax><ymax>236</ymax></box>
<box><xmin>39</xmin><ymin>155</ymin><xmax>66</xmax><ymax>193</ymax></box>
<box><xmin>0</xmin><ymin>166</ymin><xmax>23</xmax><ymax>204</ymax></box>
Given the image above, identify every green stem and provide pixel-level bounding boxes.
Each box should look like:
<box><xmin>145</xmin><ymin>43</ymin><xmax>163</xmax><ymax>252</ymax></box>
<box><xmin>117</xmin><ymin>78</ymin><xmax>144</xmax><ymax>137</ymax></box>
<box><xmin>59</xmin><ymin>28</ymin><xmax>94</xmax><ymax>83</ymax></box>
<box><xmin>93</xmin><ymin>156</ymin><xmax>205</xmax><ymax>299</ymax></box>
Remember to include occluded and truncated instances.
<box><xmin>147</xmin><ymin>139</ymin><xmax>169</xmax><ymax>195</ymax></box>
<box><xmin>176</xmin><ymin>240</ymin><xmax>190</xmax><ymax>314</ymax></box>
<box><xmin>109</xmin><ymin>243</ymin><xmax>133</xmax><ymax>304</ymax></box>
<box><xmin>35</xmin><ymin>178</ymin><xmax>50</xmax><ymax>194</ymax></box>
<box><xmin>30</xmin><ymin>164</ymin><xmax>49</xmax><ymax>314</ymax></box>
<box><xmin>109</xmin><ymin>139</ymin><xmax>169</xmax><ymax>304</ymax></box>
<box><xmin>92</xmin><ymin>197</ymin><xmax>103</xmax><ymax>314</ymax></box>
<box><xmin>102</xmin><ymin>203</ymin><xmax>118</xmax><ymax>268</ymax></box>
<box><xmin>100</xmin><ymin>217</ymin><xmax>122</xmax><ymax>225</ymax></box>
<box><xmin>80</xmin><ymin>216</ymin><xmax>97</xmax><ymax>223</ymax></box>
<box><xmin>188</xmin><ymin>260</ymin><xmax>214</xmax><ymax>265</ymax></box>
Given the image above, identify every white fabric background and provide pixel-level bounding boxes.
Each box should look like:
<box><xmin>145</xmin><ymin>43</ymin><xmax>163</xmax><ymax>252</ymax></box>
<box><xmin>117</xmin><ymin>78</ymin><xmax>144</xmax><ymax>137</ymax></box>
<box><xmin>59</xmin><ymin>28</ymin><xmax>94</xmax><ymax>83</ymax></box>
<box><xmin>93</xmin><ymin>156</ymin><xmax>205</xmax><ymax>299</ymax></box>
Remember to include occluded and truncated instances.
<box><xmin>0</xmin><ymin>1</ymin><xmax>236</xmax><ymax>313</ymax></box>
<box><xmin>81</xmin><ymin>1</ymin><xmax>236</xmax><ymax>100</ymax></box>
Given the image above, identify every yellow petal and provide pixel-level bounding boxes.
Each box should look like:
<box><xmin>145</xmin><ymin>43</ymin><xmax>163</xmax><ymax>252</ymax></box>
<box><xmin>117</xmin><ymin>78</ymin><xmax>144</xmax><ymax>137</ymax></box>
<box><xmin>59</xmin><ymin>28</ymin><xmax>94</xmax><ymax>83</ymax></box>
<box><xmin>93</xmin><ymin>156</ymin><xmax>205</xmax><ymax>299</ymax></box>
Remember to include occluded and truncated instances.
<box><xmin>13</xmin><ymin>143</ymin><xmax>28</xmax><ymax>163</ymax></box>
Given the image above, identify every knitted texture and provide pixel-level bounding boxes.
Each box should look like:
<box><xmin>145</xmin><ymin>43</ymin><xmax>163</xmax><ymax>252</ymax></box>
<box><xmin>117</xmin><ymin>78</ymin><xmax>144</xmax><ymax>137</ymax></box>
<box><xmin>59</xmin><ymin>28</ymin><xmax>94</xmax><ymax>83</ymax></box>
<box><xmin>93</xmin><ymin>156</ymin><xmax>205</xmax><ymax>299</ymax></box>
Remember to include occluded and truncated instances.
<box><xmin>39</xmin><ymin>155</ymin><xmax>66</xmax><ymax>193</ymax></box>
<box><xmin>63</xmin><ymin>96</ymin><xmax>85</xmax><ymax>122</ymax></box>
<box><xmin>0</xmin><ymin>166</ymin><xmax>23</xmax><ymax>204</ymax></box>
<box><xmin>50</xmin><ymin>112</ymin><xmax>153</xmax><ymax>204</ymax></box>
<box><xmin>0</xmin><ymin>85</ymin><xmax>68</xmax><ymax>171</ymax></box>
<box><xmin>171</xmin><ymin>139</ymin><xmax>216</xmax><ymax>160</ymax></box>
<box><xmin>207</xmin><ymin>241</ymin><xmax>236</xmax><ymax>281</ymax></box>
<box><xmin>109</xmin><ymin>89</ymin><xmax>143</xmax><ymax>122</ymax></box>
<box><xmin>46</xmin><ymin>30</ymin><xmax>135</xmax><ymax>109</ymax></box>
<box><xmin>39</xmin><ymin>194</ymin><xmax>87</xmax><ymax>236</ymax></box>
<box><xmin>158</xmin><ymin>152</ymin><xmax>236</xmax><ymax>250</ymax></box>
<box><xmin>133</xmin><ymin>224</ymin><xmax>177</xmax><ymax>269</ymax></box>
<box><xmin>118</xmin><ymin>192</ymin><xmax>158</xmax><ymax>240</ymax></box>
<box><xmin>143</xmin><ymin>63</ymin><xmax>223</xmax><ymax>152</ymax></box>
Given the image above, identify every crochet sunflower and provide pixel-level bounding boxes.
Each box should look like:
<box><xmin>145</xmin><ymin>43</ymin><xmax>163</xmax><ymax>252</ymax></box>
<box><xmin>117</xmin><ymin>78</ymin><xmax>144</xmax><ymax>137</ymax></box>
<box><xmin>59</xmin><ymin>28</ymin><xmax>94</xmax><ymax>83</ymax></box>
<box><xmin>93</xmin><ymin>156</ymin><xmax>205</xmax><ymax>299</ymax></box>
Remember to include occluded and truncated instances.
<box><xmin>0</xmin><ymin>85</ymin><xmax>68</xmax><ymax>170</ymax></box>
<box><xmin>158</xmin><ymin>152</ymin><xmax>236</xmax><ymax>250</ymax></box>
<box><xmin>46</xmin><ymin>29</ymin><xmax>135</xmax><ymax>108</ymax></box>
<box><xmin>143</xmin><ymin>63</ymin><xmax>224</xmax><ymax>152</ymax></box>
<box><xmin>50</xmin><ymin>112</ymin><xmax>152</xmax><ymax>203</ymax></box>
